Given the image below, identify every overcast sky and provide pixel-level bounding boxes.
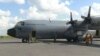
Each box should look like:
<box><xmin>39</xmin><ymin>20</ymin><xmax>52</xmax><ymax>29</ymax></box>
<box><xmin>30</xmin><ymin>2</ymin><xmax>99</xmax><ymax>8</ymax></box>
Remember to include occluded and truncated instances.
<box><xmin>0</xmin><ymin>0</ymin><xmax>100</xmax><ymax>35</ymax></box>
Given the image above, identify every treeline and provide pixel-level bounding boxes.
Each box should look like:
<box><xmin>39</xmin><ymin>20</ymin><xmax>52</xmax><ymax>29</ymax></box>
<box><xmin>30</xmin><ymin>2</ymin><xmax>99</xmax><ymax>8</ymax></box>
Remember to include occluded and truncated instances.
<box><xmin>0</xmin><ymin>36</ymin><xmax>13</xmax><ymax>39</ymax></box>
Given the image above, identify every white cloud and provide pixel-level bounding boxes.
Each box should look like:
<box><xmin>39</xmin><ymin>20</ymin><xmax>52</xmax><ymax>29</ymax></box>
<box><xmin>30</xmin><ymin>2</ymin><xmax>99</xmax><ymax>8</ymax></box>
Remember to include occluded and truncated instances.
<box><xmin>26</xmin><ymin>6</ymin><xmax>57</xmax><ymax>20</ymax></box>
<box><xmin>0</xmin><ymin>10</ymin><xmax>11</xmax><ymax>29</ymax></box>
<box><xmin>0</xmin><ymin>18</ymin><xmax>21</xmax><ymax>35</ymax></box>
<box><xmin>29</xmin><ymin>0</ymin><xmax>71</xmax><ymax>14</ymax></box>
<box><xmin>80</xmin><ymin>2</ymin><xmax>100</xmax><ymax>16</ymax></box>
<box><xmin>15</xmin><ymin>0</ymin><xmax>25</xmax><ymax>4</ymax></box>
<box><xmin>92</xmin><ymin>3</ymin><xmax>100</xmax><ymax>16</ymax></box>
<box><xmin>20</xmin><ymin>9</ymin><xmax>25</xmax><ymax>14</ymax></box>
<box><xmin>0</xmin><ymin>16</ymin><xmax>9</xmax><ymax>29</ymax></box>
<box><xmin>22</xmin><ymin>0</ymin><xmax>79</xmax><ymax>21</ymax></box>
<box><xmin>0</xmin><ymin>10</ymin><xmax>23</xmax><ymax>35</ymax></box>
<box><xmin>8</xmin><ymin>16</ymin><xmax>23</xmax><ymax>28</ymax></box>
<box><xmin>65</xmin><ymin>0</ymin><xmax>71</xmax><ymax>5</ymax></box>
<box><xmin>0</xmin><ymin>10</ymin><xmax>11</xmax><ymax>16</ymax></box>
<box><xmin>0</xmin><ymin>0</ymin><xmax>25</xmax><ymax>4</ymax></box>
<box><xmin>0</xmin><ymin>10</ymin><xmax>10</xmax><ymax>35</ymax></box>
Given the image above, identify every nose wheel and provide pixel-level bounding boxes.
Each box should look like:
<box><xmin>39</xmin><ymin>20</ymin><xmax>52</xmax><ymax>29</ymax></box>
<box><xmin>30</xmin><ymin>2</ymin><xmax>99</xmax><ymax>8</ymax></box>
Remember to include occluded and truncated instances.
<box><xmin>66</xmin><ymin>36</ymin><xmax>79</xmax><ymax>42</ymax></box>
<box><xmin>66</xmin><ymin>38</ymin><xmax>72</xmax><ymax>42</ymax></box>
<box><xmin>22</xmin><ymin>38</ymin><xmax>26</xmax><ymax>43</ymax></box>
<box><xmin>22</xmin><ymin>38</ymin><xmax>32</xmax><ymax>43</ymax></box>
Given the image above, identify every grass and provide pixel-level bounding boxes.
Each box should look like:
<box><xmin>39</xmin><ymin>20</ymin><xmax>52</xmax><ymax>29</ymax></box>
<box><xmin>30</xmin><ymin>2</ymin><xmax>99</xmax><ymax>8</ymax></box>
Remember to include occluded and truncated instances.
<box><xmin>0</xmin><ymin>36</ymin><xmax>14</xmax><ymax>40</ymax></box>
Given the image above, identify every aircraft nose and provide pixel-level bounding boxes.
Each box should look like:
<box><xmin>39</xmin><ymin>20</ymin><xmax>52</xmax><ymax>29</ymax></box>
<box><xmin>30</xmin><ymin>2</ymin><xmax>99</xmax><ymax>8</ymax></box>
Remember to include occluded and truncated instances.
<box><xmin>7</xmin><ymin>28</ymin><xmax>16</xmax><ymax>37</ymax></box>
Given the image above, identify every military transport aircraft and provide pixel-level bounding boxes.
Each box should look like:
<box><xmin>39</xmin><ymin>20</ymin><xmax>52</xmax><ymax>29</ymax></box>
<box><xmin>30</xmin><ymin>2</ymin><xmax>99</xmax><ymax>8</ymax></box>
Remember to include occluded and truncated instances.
<box><xmin>7</xmin><ymin>6</ymin><xmax>100</xmax><ymax>43</ymax></box>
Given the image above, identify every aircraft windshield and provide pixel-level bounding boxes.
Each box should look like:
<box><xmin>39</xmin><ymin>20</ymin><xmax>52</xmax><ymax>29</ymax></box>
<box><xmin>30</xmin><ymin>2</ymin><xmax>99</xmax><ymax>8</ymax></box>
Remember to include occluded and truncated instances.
<box><xmin>15</xmin><ymin>21</ymin><xmax>25</xmax><ymax>27</ymax></box>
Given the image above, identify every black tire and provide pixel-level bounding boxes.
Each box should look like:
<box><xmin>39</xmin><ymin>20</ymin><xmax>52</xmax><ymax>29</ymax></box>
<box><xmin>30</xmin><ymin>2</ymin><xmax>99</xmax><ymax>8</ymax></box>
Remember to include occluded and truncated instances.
<box><xmin>66</xmin><ymin>38</ymin><xmax>72</xmax><ymax>42</ymax></box>
<box><xmin>73</xmin><ymin>38</ymin><xmax>77</xmax><ymax>42</ymax></box>
<box><xmin>25</xmin><ymin>37</ymin><xmax>33</xmax><ymax>43</ymax></box>
<box><xmin>22</xmin><ymin>38</ymin><xmax>24</xmax><ymax>43</ymax></box>
<box><xmin>22</xmin><ymin>38</ymin><xmax>26</xmax><ymax>43</ymax></box>
<box><xmin>73</xmin><ymin>36</ymin><xmax>79</xmax><ymax>42</ymax></box>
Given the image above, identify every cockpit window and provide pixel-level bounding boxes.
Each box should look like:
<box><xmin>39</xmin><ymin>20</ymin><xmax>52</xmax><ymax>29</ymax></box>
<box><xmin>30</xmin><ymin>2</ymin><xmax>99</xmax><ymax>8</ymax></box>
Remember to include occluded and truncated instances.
<box><xmin>15</xmin><ymin>21</ymin><xmax>25</xmax><ymax>27</ymax></box>
<box><xmin>21</xmin><ymin>22</ymin><xmax>25</xmax><ymax>26</ymax></box>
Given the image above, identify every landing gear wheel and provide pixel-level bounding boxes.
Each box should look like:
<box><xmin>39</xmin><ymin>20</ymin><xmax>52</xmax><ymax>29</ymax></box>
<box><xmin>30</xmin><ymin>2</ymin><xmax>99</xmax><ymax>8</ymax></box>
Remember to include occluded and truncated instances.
<box><xmin>27</xmin><ymin>38</ymin><xmax>32</xmax><ymax>43</ymax></box>
<box><xmin>22</xmin><ymin>38</ymin><xmax>26</xmax><ymax>43</ymax></box>
<box><xmin>73</xmin><ymin>37</ymin><xmax>79</xmax><ymax>42</ymax></box>
<box><xmin>73</xmin><ymin>38</ymin><xmax>77</xmax><ymax>42</ymax></box>
<box><xmin>67</xmin><ymin>38</ymin><xmax>72</xmax><ymax>42</ymax></box>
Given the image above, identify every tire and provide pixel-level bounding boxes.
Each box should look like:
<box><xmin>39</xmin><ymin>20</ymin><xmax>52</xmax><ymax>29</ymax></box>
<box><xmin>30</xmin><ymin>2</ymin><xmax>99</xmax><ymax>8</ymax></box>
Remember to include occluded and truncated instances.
<box><xmin>73</xmin><ymin>36</ymin><xmax>79</xmax><ymax>42</ymax></box>
<box><xmin>66</xmin><ymin>38</ymin><xmax>72</xmax><ymax>42</ymax></box>
<box><xmin>22</xmin><ymin>38</ymin><xmax>26</xmax><ymax>43</ymax></box>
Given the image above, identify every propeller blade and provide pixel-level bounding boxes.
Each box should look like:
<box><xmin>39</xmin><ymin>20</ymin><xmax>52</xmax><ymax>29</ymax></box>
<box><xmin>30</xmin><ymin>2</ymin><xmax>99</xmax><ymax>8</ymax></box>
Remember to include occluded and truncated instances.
<box><xmin>66</xmin><ymin>12</ymin><xmax>77</xmax><ymax>26</ymax></box>
<box><xmin>81</xmin><ymin>6</ymin><xmax>91</xmax><ymax>19</ymax></box>
<box><xmin>87</xmin><ymin>6</ymin><xmax>91</xmax><ymax>17</ymax></box>
<box><xmin>66</xmin><ymin>12</ymin><xmax>73</xmax><ymax>24</ymax></box>
<box><xmin>70</xmin><ymin>12</ymin><xmax>73</xmax><ymax>21</ymax></box>
<box><xmin>81</xmin><ymin>6</ymin><xmax>92</xmax><ymax>24</ymax></box>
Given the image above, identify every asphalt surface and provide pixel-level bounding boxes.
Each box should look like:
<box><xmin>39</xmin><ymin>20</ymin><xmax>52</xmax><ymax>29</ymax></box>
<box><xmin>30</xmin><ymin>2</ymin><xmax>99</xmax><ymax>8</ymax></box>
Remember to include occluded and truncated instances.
<box><xmin>0</xmin><ymin>38</ymin><xmax>100</xmax><ymax>56</ymax></box>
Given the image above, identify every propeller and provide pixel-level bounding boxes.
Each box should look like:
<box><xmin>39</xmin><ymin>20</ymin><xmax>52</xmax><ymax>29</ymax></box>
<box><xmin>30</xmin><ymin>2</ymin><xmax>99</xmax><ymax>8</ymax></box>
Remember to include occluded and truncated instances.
<box><xmin>66</xmin><ymin>12</ymin><xmax>78</xmax><ymax>37</ymax></box>
<box><xmin>81</xmin><ymin>6</ymin><xmax>92</xmax><ymax>24</ymax></box>
<box><xmin>67</xmin><ymin>12</ymin><xmax>76</xmax><ymax>26</ymax></box>
<box><xmin>66</xmin><ymin>12</ymin><xmax>78</xmax><ymax>33</ymax></box>
<box><xmin>81</xmin><ymin>6</ymin><xmax>94</xmax><ymax>32</ymax></box>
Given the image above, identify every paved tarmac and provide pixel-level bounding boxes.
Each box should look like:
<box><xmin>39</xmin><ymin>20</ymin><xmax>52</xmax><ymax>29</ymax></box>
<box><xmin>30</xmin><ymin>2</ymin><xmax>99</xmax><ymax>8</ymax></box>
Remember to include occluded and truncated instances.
<box><xmin>0</xmin><ymin>38</ymin><xmax>100</xmax><ymax>56</ymax></box>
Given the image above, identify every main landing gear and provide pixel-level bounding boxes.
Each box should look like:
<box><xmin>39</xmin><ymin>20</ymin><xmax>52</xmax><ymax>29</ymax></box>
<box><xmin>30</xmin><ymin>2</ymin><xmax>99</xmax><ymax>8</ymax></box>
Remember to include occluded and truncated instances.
<box><xmin>22</xmin><ymin>37</ymin><xmax>33</xmax><ymax>43</ymax></box>
<box><xmin>66</xmin><ymin>37</ymin><xmax>79</xmax><ymax>42</ymax></box>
